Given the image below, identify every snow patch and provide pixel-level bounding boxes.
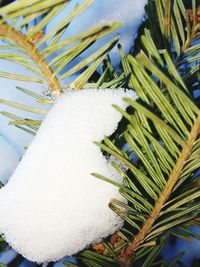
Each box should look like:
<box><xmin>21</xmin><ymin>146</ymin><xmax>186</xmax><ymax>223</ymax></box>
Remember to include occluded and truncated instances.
<box><xmin>0</xmin><ymin>88</ymin><xmax>137</xmax><ymax>263</ymax></box>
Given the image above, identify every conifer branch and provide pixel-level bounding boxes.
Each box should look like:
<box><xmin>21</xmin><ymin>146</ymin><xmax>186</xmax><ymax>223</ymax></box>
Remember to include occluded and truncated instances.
<box><xmin>0</xmin><ymin>23</ymin><xmax>61</xmax><ymax>94</ymax></box>
<box><xmin>118</xmin><ymin>113</ymin><xmax>200</xmax><ymax>267</ymax></box>
<box><xmin>182</xmin><ymin>5</ymin><xmax>200</xmax><ymax>52</ymax></box>
<box><xmin>182</xmin><ymin>24</ymin><xmax>200</xmax><ymax>52</ymax></box>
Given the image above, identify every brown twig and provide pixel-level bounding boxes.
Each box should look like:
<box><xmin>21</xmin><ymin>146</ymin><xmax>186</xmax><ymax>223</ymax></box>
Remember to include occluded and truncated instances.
<box><xmin>182</xmin><ymin>6</ymin><xmax>200</xmax><ymax>52</ymax></box>
<box><xmin>0</xmin><ymin>23</ymin><xmax>61</xmax><ymax>94</ymax></box>
<box><xmin>118</xmin><ymin>113</ymin><xmax>200</xmax><ymax>267</ymax></box>
<box><xmin>181</xmin><ymin>25</ymin><xmax>199</xmax><ymax>53</ymax></box>
<box><xmin>165</xmin><ymin>0</ymin><xmax>171</xmax><ymax>39</ymax></box>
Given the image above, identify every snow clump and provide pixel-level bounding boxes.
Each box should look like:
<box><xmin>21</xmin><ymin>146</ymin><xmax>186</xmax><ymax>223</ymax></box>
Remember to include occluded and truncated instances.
<box><xmin>0</xmin><ymin>88</ymin><xmax>137</xmax><ymax>263</ymax></box>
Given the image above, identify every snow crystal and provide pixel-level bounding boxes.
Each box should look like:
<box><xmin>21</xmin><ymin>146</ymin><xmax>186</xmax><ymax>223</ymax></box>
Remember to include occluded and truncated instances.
<box><xmin>46</xmin><ymin>0</ymin><xmax>147</xmax><ymax>68</ymax></box>
<box><xmin>0</xmin><ymin>88</ymin><xmax>137</xmax><ymax>263</ymax></box>
<box><xmin>0</xmin><ymin>136</ymin><xmax>19</xmax><ymax>185</ymax></box>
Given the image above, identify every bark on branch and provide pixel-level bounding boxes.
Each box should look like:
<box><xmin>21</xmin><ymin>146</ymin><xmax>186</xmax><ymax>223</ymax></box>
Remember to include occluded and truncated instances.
<box><xmin>0</xmin><ymin>23</ymin><xmax>60</xmax><ymax>94</ymax></box>
<box><xmin>118</xmin><ymin>113</ymin><xmax>200</xmax><ymax>267</ymax></box>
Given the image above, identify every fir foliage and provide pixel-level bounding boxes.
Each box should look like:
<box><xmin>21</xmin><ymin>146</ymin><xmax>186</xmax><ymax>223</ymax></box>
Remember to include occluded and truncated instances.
<box><xmin>0</xmin><ymin>0</ymin><xmax>199</xmax><ymax>267</ymax></box>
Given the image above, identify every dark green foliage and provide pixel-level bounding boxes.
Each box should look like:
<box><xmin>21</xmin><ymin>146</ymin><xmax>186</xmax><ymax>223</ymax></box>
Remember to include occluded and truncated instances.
<box><xmin>0</xmin><ymin>1</ymin><xmax>199</xmax><ymax>267</ymax></box>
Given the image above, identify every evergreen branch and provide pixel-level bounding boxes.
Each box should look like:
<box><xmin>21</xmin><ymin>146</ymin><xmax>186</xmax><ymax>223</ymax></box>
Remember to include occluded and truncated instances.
<box><xmin>0</xmin><ymin>0</ymin><xmax>122</xmax><ymax>92</ymax></box>
<box><xmin>0</xmin><ymin>98</ymin><xmax>47</xmax><ymax>114</ymax></box>
<box><xmin>118</xmin><ymin>113</ymin><xmax>200</xmax><ymax>266</ymax></box>
<box><xmin>0</xmin><ymin>71</ymin><xmax>45</xmax><ymax>83</ymax></box>
<box><xmin>0</xmin><ymin>23</ymin><xmax>61</xmax><ymax>93</ymax></box>
<box><xmin>0</xmin><ymin>1</ymin><xmax>199</xmax><ymax>266</ymax></box>
<box><xmin>0</xmin><ymin>0</ymin><xmax>68</xmax><ymax>18</ymax></box>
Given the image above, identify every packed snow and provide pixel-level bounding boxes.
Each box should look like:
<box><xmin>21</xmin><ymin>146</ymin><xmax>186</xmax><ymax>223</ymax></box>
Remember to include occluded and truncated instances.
<box><xmin>47</xmin><ymin>0</ymin><xmax>147</xmax><ymax>68</ymax></box>
<box><xmin>0</xmin><ymin>136</ymin><xmax>20</xmax><ymax>185</ymax></box>
<box><xmin>0</xmin><ymin>88</ymin><xmax>137</xmax><ymax>263</ymax></box>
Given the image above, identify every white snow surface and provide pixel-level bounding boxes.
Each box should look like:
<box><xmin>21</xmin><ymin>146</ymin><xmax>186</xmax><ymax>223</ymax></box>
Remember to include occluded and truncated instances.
<box><xmin>0</xmin><ymin>88</ymin><xmax>137</xmax><ymax>263</ymax></box>
<box><xmin>47</xmin><ymin>0</ymin><xmax>147</xmax><ymax>68</ymax></box>
<box><xmin>0</xmin><ymin>136</ymin><xmax>20</xmax><ymax>185</ymax></box>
